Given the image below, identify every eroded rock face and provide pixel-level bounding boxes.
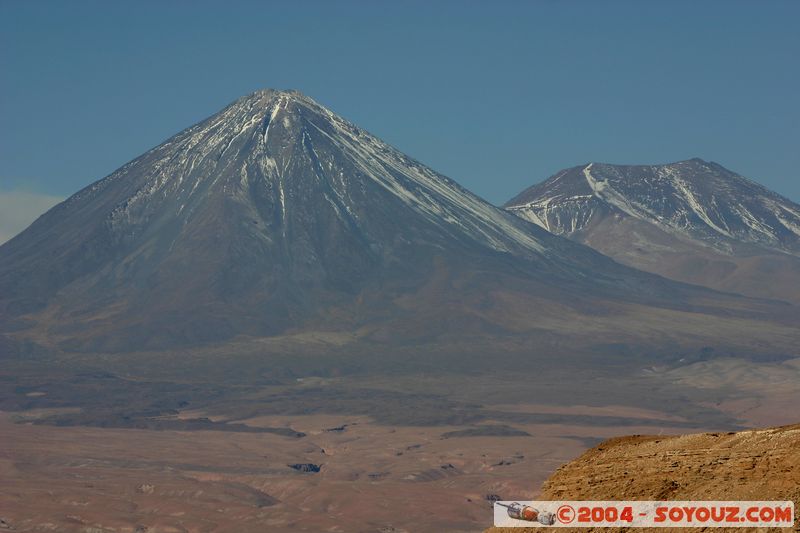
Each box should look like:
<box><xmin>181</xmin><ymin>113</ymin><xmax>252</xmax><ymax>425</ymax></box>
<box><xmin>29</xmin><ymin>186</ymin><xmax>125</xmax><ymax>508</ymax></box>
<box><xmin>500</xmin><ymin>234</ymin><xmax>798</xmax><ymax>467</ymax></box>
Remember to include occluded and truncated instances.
<box><xmin>487</xmin><ymin>423</ymin><xmax>800</xmax><ymax>532</ymax></box>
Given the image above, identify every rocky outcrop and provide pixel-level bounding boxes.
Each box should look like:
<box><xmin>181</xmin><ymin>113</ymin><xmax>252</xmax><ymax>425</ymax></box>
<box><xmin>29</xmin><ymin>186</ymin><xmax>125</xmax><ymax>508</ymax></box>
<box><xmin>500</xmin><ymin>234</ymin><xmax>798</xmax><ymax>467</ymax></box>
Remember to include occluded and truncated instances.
<box><xmin>487</xmin><ymin>423</ymin><xmax>800</xmax><ymax>532</ymax></box>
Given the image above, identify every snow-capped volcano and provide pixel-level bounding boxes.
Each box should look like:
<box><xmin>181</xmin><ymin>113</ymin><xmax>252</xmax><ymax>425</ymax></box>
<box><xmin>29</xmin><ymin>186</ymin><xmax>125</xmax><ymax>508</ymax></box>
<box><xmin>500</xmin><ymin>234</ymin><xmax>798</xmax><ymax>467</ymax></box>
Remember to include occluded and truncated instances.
<box><xmin>0</xmin><ymin>95</ymin><xmax>793</xmax><ymax>352</ymax></box>
<box><xmin>505</xmin><ymin>159</ymin><xmax>800</xmax><ymax>301</ymax></box>
<box><xmin>506</xmin><ymin>159</ymin><xmax>800</xmax><ymax>256</ymax></box>
<box><xmin>0</xmin><ymin>89</ymin><xmax>591</xmax><ymax>349</ymax></box>
<box><xmin>93</xmin><ymin>88</ymin><xmax>549</xmax><ymax>259</ymax></box>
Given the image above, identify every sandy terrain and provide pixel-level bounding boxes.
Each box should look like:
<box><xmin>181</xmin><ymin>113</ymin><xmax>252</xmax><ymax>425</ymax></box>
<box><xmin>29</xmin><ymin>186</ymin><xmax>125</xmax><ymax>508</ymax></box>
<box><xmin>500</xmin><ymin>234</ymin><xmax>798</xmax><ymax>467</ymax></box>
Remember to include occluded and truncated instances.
<box><xmin>0</xmin><ymin>408</ymin><xmax>706</xmax><ymax>533</ymax></box>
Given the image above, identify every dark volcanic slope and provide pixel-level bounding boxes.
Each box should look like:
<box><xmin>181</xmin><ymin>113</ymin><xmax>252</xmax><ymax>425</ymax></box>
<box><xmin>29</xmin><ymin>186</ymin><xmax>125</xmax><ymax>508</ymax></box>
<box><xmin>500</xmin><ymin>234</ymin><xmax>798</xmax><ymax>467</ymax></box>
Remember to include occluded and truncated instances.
<box><xmin>506</xmin><ymin>160</ymin><xmax>800</xmax><ymax>302</ymax></box>
<box><xmin>0</xmin><ymin>94</ymin><xmax>795</xmax><ymax>352</ymax></box>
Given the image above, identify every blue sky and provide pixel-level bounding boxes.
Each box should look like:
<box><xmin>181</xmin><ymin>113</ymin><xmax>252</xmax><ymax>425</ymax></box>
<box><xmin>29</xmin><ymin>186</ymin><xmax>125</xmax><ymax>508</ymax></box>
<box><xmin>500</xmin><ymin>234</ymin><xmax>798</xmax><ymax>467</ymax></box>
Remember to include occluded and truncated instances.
<box><xmin>1</xmin><ymin>0</ymin><xmax>798</xmax><ymax>236</ymax></box>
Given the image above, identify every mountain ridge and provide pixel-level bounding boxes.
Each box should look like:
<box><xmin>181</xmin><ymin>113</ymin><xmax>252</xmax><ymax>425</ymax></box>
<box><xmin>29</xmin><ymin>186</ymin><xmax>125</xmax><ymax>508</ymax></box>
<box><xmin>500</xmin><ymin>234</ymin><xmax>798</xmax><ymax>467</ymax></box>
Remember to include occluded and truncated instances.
<box><xmin>505</xmin><ymin>159</ymin><xmax>800</xmax><ymax>256</ymax></box>
<box><xmin>505</xmin><ymin>159</ymin><xmax>800</xmax><ymax>302</ymax></box>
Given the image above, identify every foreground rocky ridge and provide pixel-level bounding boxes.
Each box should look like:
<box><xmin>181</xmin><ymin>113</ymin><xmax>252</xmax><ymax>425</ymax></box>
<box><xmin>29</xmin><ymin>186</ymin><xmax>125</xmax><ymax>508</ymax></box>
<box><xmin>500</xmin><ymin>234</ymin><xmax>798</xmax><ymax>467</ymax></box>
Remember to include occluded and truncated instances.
<box><xmin>487</xmin><ymin>423</ymin><xmax>800</xmax><ymax>532</ymax></box>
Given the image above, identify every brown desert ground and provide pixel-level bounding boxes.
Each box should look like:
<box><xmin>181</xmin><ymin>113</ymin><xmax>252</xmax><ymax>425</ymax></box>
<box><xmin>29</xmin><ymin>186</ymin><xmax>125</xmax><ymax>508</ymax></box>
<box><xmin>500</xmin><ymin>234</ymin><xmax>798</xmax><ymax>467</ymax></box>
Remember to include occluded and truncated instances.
<box><xmin>1</xmin><ymin>356</ymin><xmax>799</xmax><ymax>532</ymax></box>
<box><xmin>0</xmin><ymin>407</ymin><xmax>720</xmax><ymax>533</ymax></box>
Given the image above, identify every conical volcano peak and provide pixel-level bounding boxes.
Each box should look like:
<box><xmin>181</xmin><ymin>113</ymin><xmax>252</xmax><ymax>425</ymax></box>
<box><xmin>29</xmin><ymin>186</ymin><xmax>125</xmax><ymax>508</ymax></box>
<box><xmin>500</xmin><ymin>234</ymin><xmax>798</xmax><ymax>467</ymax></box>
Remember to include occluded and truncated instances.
<box><xmin>29</xmin><ymin>87</ymin><xmax>556</xmax><ymax>276</ymax></box>
<box><xmin>190</xmin><ymin>88</ymin><xmax>375</xmax><ymax>166</ymax></box>
<box><xmin>0</xmin><ymin>88</ymin><xmax>575</xmax><ymax>350</ymax></box>
<box><xmin>136</xmin><ymin>88</ymin><xmax>550</xmax><ymax>256</ymax></box>
<box><xmin>242</xmin><ymin>87</ymin><xmax>314</xmax><ymax>103</ymax></box>
<box><xmin>227</xmin><ymin>88</ymin><xmax>332</xmax><ymax>125</ymax></box>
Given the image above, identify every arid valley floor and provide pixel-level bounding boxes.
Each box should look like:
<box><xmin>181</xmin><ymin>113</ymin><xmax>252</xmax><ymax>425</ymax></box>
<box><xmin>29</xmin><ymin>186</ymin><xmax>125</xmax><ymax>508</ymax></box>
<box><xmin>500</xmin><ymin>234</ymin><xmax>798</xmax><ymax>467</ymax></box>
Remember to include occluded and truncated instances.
<box><xmin>2</xmin><ymin>355</ymin><xmax>798</xmax><ymax>532</ymax></box>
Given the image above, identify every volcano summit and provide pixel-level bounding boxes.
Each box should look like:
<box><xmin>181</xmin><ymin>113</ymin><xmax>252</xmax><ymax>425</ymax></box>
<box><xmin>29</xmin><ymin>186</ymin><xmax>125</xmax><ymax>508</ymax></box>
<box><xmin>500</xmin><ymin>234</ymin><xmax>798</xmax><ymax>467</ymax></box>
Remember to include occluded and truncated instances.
<box><xmin>505</xmin><ymin>160</ymin><xmax>800</xmax><ymax>302</ymax></box>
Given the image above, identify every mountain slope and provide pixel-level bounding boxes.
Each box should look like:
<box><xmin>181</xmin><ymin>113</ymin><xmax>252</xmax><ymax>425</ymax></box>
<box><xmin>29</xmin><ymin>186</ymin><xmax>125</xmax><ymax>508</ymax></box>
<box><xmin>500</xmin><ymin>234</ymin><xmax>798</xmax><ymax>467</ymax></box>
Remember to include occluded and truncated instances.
<box><xmin>505</xmin><ymin>160</ymin><xmax>800</xmax><ymax>302</ymax></box>
<box><xmin>0</xmin><ymin>95</ymin><xmax>795</xmax><ymax>354</ymax></box>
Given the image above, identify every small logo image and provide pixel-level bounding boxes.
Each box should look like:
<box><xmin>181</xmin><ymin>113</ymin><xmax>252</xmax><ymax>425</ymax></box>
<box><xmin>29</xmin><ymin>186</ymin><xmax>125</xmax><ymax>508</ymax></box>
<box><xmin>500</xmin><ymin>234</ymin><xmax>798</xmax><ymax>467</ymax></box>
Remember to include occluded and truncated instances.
<box><xmin>496</xmin><ymin>502</ymin><xmax>556</xmax><ymax>525</ymax></box>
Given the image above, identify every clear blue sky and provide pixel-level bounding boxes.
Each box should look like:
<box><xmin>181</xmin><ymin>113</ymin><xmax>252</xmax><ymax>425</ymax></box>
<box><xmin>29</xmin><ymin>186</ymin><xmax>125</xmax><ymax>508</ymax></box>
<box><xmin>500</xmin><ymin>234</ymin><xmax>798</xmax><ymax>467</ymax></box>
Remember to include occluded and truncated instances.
<box><xmin>1</xmin><ymin>0</ymin><xmax>798</xmax><ymax>207</ymax></box>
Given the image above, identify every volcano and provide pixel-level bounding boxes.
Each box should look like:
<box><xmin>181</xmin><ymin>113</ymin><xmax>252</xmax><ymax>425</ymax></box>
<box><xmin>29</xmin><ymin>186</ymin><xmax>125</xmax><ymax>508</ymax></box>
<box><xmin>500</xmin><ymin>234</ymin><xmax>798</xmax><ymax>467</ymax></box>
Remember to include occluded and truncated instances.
<box><xmin>0</xmin><ymin>92</ymin><xmax>794</xmax><ymax>354</ymax></box>
<box><xmin>505</xmin><ymin>160</ymin><xmax>800</xmax><ymax>302</ymax></box>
